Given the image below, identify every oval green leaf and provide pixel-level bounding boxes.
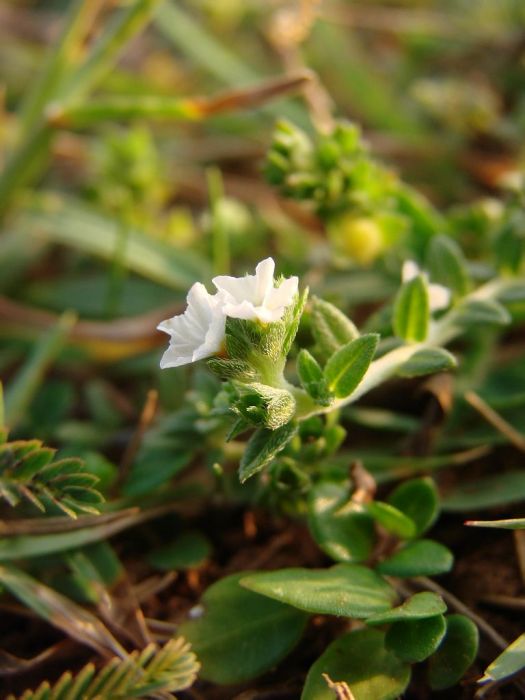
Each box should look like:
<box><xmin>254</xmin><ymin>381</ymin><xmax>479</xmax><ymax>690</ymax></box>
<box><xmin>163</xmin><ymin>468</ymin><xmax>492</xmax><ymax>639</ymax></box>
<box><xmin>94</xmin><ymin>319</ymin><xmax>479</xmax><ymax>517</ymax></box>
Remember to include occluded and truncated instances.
<box><xmin>376</xmin><ymin>539</ymin><xmax>453</xmax><ymax>578</ymax></box>
<box><xmin>179</xmin><ymin>572</ymin><xmax>308</xmax><ymax>684</ymax></box>
<box><xmin>324</xmin><ymin>334</ymin><xmax>380</xmax><ymax>399</ymax></box>
<box><xmin>308</xmin><ymin>482</ymin><xmax>376</xmax><ymax>563</ymax></box>
<box><xmin>301</xmin><ymin>628</ymin><xmax>411</xmax><ymax>700</ymax></box>
<box><xmin>388</xmin><ymin>477</ymin><xmax>439</xmax><ymax>536</ymax></box>
<box><xmin>397</xmin><ymin>348</ymin><xmax>457</xmax><ymax>378</ymax></box>
<box><xmin>241</xmin><ymin>563</ymin><xmax>397</xmax><ymax>618</ymax></box>
<box><xmin>367</xmin><ymin>592</ymin><xmax>446</xmax><ymax>626</ymax></box>
<box><xmin>386</xmin><ymin>615</ymin><xmax>447</xmax><ymax>663</ymax></box>
<box><xmin>367</xmin><ymin>501</ymin><xmax>417</xmax><ymax>539</ymax></box>
<box><xmin>393</xmin><ymin>274</ymin><xmax>429</xmax><ymax>342</ymax></box>
<box><xmin>428</xmin><ymin>614</ymin><xmax>479</xmax><ymax>690</ymax></box>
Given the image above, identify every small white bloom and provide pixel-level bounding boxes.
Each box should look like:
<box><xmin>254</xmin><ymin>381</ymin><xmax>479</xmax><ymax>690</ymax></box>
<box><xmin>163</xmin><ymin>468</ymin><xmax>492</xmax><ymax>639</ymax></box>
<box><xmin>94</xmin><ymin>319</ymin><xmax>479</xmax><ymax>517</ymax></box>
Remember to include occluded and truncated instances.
<box><xmin>213</xmin><ymin>257</ymin><xmax>298</xmax><ymax>324</ymax></box>
<box><xmin>157</xmin><ymin>282</ymin><xmax>225</xmax><ymax>368</ymax></box>
<box><xmin>402</xmin><ymin>260</ymin><xmax>451</xmax><ymax>311</ymax></box>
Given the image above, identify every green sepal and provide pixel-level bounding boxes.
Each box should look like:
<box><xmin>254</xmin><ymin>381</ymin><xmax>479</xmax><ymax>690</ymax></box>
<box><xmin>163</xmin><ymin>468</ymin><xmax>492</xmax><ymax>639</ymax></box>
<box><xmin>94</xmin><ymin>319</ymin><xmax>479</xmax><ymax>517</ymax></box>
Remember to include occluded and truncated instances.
<box><xmin>207</xmin><ymin>357</ymin><xmax>256</xmax><ymax>381</ymax></box>
<box><xmin>232</xmin><ymin>382</ymin><xmax>296</xmax><ymax>430</ymax></box>
<box><xmin>282</xmin><ymin>288</ymin><xmax>309</xmax><ymax>356</ymax></box>
<box><xmin>393</xmin><ymin>274</ymin><xmax>430</xmax><ymax>342</ymax></box>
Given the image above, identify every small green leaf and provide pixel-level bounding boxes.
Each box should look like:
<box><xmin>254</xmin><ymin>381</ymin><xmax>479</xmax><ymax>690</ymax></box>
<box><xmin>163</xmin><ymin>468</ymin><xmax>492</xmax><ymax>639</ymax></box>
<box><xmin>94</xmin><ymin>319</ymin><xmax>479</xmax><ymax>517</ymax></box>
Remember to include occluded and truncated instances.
<box><xmin>427</xmin><ymin>236</ymin><xmax>470</xmax><ymax>297</ymax></box>
<box><xmin>393</xmin><ymin>275</ymin><xmax>429</xmax><ymax>342</ymax></box>
<box><xmin>179</xmin><ymin>572</ymin><xmax>308</xmax><ymax>684</ymax></box>
<box><xmin>148</xmin><ymin>532</ymin><xmax>211</xmax><ymax>571</ymax></box>
<box><xmin>377</xmin><ymin>540</ymin><xmax>454</xmax><ymax>577</ymax></box>
<box><xmin>239</xmin><ymin>422</ymin><xmax>298</xmax><ymax>482</ymax></box>
<box><xmin>311</xmin><ymin>296</ymin><xmax>359</xmax><ymax>359</ymax></box>
<box><xmin>301</xmin><ymin>628</ymin><xmax>411</xmax><ymax>700</ymax></box>
<box><xmin>297</xmin><ymin>349</ymin><xmax>332</xmax><ymax>406</ymax></box>
<box><xmin>398</xmin><ymin>348</ymin><xmax>457</xmax><ymax>378</ymax></box>
<box><xmin>454</xmin><ymin>299</ymin><xmax>510</xmax><ymax>326</ymax></box>
<box><xmin>307</xmin><ymin>482</ymin><xmax>376</xmax><ymax>563</ymax></box>
<box><xmin>428</xmin><ymin>614</ymin><xmax>479</xmax><ymax>690</ymax></box>
<box><xmin>366</xmin><ymin>501</ymin><xmax>417</xmax><ymax>539</ymax></box>
<box><xmin>386</xmin><ymin>615</ymin><xmax>447</xmax><ymax>663</ymax></box>
<box><xmin>367</xmin><ymin>592</ymin><xmax>446</xmax><ymax>625</ymax></box>
<box><xmin>324</xmin><ymin>334</ymin><xmax>379</xmax><ymax>399</ymax></box>
<box><xmin>388</xmin><ymin>478</ymin><xmax>440</xmax><ymax>536</ymax></box>
<box><xmin>480</xmin><ymin>632</ymin><xmax>525</xmax><ymax>684</ymax></box>
<box><xmin>241</xmin><ymin>563</ymin><xmax>397</xmax><ymax>618</ymax></box>
<box><xmin>442</xmin><ymin>471</ymin><xmax>525</xmax><ymax>511</ymax></box>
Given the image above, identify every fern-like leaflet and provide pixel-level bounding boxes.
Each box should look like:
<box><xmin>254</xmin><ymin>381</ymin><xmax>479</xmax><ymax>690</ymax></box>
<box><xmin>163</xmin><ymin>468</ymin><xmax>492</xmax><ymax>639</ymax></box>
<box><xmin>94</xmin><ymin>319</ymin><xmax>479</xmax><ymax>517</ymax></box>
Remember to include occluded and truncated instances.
<box><xmin>0</xmin><ymin>427</ymin><xmax>103</xmax><ymax>518</ymax></box>
<box><xmin>8</xmin><ymin>637</ymin><xmax>200</xmax><ymax>700</ymax></box>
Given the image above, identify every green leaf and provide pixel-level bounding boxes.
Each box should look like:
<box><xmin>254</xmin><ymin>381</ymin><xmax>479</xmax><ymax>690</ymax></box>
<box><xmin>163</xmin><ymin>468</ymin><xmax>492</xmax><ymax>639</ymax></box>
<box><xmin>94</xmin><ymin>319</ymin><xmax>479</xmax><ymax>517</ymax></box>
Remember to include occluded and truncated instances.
<box><xmin>311</xmin><ymin>296</ymin><xmax>359</xmax><ymax>359</ymax></box>
<box><xmin>239</xmin><ymin>423</ymin><xmax>298</xmax><ymax>482</ymax></box>
<box><xmin>148</xmin><ymin>532</ymin><xmax>211</xmax><ymax>571</ymax></box>
<box><xmin>466</xmin><ymin>517</ymin><xmax>525</xmax><ymax>529</ymax></box>
<box><xmin>5</xmin><ymin>311</ymin><xmax>76</xmax><ymax>429</ymax></box>
<box><xmin>393</xmin><ymin>274</ymin><xmax>429</xmax><ymax>342</ymax></box>
<box><xmin>442</xmin><ymin>471</ymin><xmax>525</xmax><ymax>511</ymax></box>
<box><xmin>397</xmin><ymin>348</ymin><xmax>457</xmax><ymax>378</ymax></box>
<box><xmin>301</xmin><ymin>628</ymin><xmax>411</xmax><ymax>700</ymax></box>
<box><xmin>18</xmin><ymin>195</ymin><xmax>210</xmax><ymax>291</ymax></box>
<box><xmin>388</xmin><ymin>477</ymin><xmax>440</xmax><ymax>536</ymax></box>
<box><xmin>480</xmin><ymin>632</ymin><xmax>525</xmax><ymax>684</ymax></box>
<box><xmin>366</xmin><ymin>501</ymin><xmax>416</xmax><ymax>539</ymax></box>
<box><xmin>297</xmin><ymin>349</ymin><xmax>332</xmax><ymax>406</ymax></box>
<box><xmin>386</xmin><ymin>615</ymin><xmax>447</xmax><ymax>663</ymax></box>
<box><xmin>307</xmin><ymin>482</ymin><xmax>376</xmax><ymax>563</ymax></box>
<box><xmin>0</xmin><ymin>564</ymin><xmax>125</xmax><ymax>658</ymax></box>
<box><xmin>454</xmin><ymin>299</ymin><xmax>511</xmax><ymax>327</ymax></box>
<box><xmin>367</xmin><ymin>592</ymin><xmax>446</xmax><ymax>625</ymax></box>
<box><xmin>428</xmin><ymin>615</ymin><xmax>479</xmax><ymax>690</ymax></box>
<box><xmin>427</xmin><ymin>235</ymin><xmax>470</xmax><ymax>297</ymax></box>
<box><xmin>241</xmin><ymin>563</ymin><xmax>397</xmax><ymax>618</ymax></box>
<box><xmin>179</xmin><ymin>572</ymin><xmax>308</xmax><ymax>684</ymax></box>
<box><xmin>7</xmin><ymin>637</ymin><xmax>199</xmax><ymax>700</ymax></box>
<box><xmin>377</xmin><ymin>539</ymin><xmax>454</xmax><ymax>577</ymax></box>
<box><xmin>324</xmin><ymin>334</ymin><xmax>379</xmax><ymax>399</ymax></box>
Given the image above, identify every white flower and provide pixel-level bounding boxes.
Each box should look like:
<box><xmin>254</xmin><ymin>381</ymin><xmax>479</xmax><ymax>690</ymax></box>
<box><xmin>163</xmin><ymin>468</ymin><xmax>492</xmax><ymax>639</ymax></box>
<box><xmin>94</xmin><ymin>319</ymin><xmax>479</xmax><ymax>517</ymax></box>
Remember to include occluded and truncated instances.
<box><xmin>402</xmin><ymin>260</ymin><xmax>451</xmax><ymax>311</ymax></box>
<box><xmin>157</xmin><ymin>282</ymin><xmax>226</xmax><ymax>368</ymax></box>
<box><xmin>213</xmin><ymin>257</ymin><xmax>298</xmax><ymax>324</ymax></box>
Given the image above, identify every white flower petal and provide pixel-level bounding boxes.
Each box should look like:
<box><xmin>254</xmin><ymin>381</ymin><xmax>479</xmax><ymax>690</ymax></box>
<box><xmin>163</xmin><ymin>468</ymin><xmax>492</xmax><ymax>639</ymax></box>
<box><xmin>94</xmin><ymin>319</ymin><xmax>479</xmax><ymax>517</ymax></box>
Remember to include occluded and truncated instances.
<box><xmin>266</xmin><ymin>276</ymin><xmax>298</xmax><ymax>311</ymax></box>
<box><xmin>212</xmin><ymin>257</ymin><xmax>297</xmax><ymax>324</ymax></box>
<box><xmin>158</xmin><ymin>282</ymin><xmax>225</xmax><ymax>368</ymax></box>
<box><xmin>402</xmin><ymin>260</ymin><xmax>420</xmax><ymax>282</ymax></box>
<box><xmin>429</xmin><ymin>283</ymin><xmax>451</xmax><ymax>311</ymax></box>
<box><xmin>255</xmin><ymin>257</ymin><xmax>276</xmax><ymax>303</ymax></box>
